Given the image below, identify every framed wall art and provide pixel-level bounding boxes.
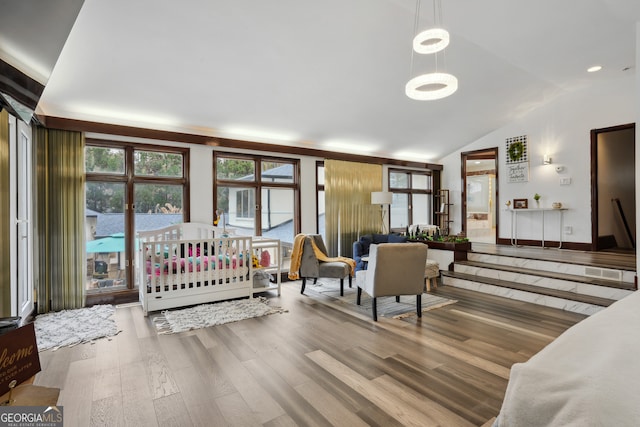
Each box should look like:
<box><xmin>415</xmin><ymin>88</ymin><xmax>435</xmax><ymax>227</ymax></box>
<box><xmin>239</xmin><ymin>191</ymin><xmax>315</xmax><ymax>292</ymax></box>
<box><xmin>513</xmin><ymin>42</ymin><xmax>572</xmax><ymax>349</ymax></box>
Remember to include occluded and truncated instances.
<box><xmin>513</xmin><ymin>198</ymin><xmax>528</xmax><ymax>209</ymax></box>
<box><xmin>506</xmin><ymin>135</ymin><xmax>529</xmax><ymax>183</ymax></box>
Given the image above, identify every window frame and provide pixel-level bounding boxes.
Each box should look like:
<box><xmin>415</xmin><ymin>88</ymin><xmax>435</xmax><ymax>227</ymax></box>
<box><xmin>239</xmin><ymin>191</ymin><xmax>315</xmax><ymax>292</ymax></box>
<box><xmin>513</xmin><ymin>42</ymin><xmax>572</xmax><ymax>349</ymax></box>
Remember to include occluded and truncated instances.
<box><xmin>388</xmin><ymin>168</ymin><xmax>433</xmax><ymax>229</ymax></box>
<box><xmin>85</xmin><ymin>139</ymin><xmax>190</xmax><ymax>299</ymax></box>
<box><xmin>213</xmin><ymin>152</ymin><xmax>300</xmax><ymax>237</ymax></box>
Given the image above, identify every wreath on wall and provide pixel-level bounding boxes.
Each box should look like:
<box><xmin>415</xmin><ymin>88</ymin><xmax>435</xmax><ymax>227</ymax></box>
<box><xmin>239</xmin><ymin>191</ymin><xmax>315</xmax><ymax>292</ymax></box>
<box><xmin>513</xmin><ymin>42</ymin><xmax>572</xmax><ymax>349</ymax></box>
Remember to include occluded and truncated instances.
<box><xmin>506</xmin><ymin>135</ymin><xmax>528</xmax><ymax>164</ymax></box>
<box><xmin>508</xmin><ymin>141</ymin><xmax>524</xmax><ymax>162</ymax></box>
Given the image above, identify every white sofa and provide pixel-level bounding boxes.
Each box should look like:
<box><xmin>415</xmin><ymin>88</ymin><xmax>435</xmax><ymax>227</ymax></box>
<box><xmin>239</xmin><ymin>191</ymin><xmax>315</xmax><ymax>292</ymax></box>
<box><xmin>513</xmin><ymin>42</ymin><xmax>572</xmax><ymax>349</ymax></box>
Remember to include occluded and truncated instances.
<box><xmin>495</xmin><ymin>290</ymin><xmax>640</xmax><ymax>426</ymax></box>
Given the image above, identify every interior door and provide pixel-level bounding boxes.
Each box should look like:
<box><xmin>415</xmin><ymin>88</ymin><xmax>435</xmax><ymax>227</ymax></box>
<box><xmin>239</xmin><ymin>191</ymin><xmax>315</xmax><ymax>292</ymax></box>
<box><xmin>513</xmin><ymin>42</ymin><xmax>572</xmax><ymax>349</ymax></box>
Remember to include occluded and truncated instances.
<box><xmin>461</xmin><ymin>148</ymin><xmax>498</xmax><ymax>244</ymax></box>
<box><xmin>16</xmin><ymin>120</ymin><xmax>34</xmax><ymax>321</ymax></box>
<box><xmin>591</xmin><ymin>124</ymin><xmax>636</xmax><ymax>251</ymax></box>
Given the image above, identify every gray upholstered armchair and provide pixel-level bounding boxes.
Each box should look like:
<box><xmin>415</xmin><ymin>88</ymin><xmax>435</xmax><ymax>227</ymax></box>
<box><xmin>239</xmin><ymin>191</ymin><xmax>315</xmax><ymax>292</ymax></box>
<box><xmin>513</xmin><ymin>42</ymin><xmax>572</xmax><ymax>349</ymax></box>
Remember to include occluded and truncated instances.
<box><xmin>299</xmin><ymin>234</ymin><xmax>353</xmax><ymax>296</ymax></box>
<box><xmin>355</xmin><ymin>243</ymin><xmax>428</xmax><ymax>321</ymax></box>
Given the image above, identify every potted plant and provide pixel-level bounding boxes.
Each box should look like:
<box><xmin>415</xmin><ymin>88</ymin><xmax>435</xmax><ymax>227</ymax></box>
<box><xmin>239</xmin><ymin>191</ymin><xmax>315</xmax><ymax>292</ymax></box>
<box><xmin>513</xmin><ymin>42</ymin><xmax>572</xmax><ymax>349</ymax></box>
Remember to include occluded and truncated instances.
<box><xmin>534</xmin><ymin>193</ymin><xmax>541</xmax><ymax>207</ymax></box>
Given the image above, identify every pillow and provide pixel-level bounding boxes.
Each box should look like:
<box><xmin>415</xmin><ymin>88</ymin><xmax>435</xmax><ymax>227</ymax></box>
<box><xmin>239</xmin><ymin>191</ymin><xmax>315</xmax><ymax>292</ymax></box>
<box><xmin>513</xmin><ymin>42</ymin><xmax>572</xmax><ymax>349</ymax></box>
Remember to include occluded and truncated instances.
<box><xmin>358</xmin><ymin>235</ymin><xmax>373</xmax><ymax>254</ymax></box>
<box><xmin>388</xmin><ymin>234</ymin><xmax>408</xmax><ymax>243</ymax></box>
<box><xmin>372</xmin><ymin>234</ymin><xmax>390</xmax><ymax>244</ymax></box>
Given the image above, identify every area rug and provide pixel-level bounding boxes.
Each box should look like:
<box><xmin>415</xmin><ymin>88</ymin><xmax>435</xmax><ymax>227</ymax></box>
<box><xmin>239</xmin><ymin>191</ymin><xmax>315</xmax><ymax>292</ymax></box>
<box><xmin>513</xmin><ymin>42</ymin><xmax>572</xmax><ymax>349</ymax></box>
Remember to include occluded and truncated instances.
<box><xmin>152</xmin><ymin>297</ymin><xmax>287</xmax><ymax>334</ymax></box>
<box><xmin>34</xmin><ymin>305</ymin><xmax>119</xmax><ymax>351</ymax></box>
<box><xmin>305</xmin><ymin>278</ymin><xmax>457</xmax><ymax>319</ymax></box>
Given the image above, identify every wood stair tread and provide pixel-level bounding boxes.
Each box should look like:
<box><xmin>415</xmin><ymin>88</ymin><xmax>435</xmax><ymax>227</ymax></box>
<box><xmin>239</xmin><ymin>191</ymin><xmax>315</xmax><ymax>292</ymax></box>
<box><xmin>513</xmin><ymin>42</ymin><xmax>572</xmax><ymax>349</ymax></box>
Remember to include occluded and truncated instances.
<box><xmin>441</xmin><ymin>271</ymin><xmax>617</xmax><ymax>307</ymax></box>
<box><xmin>456</xmin><ymin>260</ymin><xmax>636</xmax><ymax>291</ymax></box>
<box><xmin>469</xmin><ymin>244</ymin><xmax>636</xmax><ymax>272</ymax></box>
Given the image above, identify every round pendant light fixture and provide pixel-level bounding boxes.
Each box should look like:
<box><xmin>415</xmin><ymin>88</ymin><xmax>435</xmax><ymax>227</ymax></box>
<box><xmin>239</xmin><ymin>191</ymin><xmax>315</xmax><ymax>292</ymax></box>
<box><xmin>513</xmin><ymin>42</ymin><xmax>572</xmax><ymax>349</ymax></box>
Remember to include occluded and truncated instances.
<box><xmin>413</xmin><ymin>28</ymin><xmax>450</xmax><ymax>54</ymax></box>
<box><xmin>405</xmin><ymin>0</ymin><xmax>457</xmax><ymax>101</ymax></box>
<box><xmin>405</xmin><ymin>72</ymin><xmax>458</xmax><ymax>101</ymax></box>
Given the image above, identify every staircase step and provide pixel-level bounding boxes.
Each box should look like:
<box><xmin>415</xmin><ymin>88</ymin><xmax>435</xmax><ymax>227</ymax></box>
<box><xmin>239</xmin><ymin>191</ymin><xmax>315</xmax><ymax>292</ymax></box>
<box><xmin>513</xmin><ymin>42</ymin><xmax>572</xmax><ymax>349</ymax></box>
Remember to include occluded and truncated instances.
<box><xmin>457</xmin><ymin>260</ymin><xmax>636</xmax><ymax>292</ymax></box>
<box><xmin>467</xmin><ymin>252</ymin><xmax>636</xmax><ymax>285</ymax></box>
<box><xmin>441</xmin><ymin>271</ymin><xmax>617</xmax><ymax>315</ymax></box>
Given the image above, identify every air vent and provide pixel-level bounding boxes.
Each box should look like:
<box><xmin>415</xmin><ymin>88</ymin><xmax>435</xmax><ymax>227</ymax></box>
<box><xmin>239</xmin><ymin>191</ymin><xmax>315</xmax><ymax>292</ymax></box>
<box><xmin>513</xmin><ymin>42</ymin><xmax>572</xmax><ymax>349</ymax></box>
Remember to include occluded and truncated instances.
<box><xmin>584</xmin><ymin>267</ymin><xmax>622</xmax><ymax>282</ymax></box>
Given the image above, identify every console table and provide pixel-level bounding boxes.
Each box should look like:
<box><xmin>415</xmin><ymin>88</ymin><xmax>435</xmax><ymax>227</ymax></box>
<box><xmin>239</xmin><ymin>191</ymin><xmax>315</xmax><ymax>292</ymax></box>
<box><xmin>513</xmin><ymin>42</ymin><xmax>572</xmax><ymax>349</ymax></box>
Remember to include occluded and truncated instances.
<box><xmin>510</xmin><ymin>208</ymin><xmax>567</xmax><ymax>248</ymax></box>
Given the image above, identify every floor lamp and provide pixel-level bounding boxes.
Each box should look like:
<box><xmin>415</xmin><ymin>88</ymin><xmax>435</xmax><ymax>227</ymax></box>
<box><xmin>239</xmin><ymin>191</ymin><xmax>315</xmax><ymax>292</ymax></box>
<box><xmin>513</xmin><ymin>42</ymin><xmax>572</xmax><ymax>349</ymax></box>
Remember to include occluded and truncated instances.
<box><xmin>371</xmin><ymin>191</ymin><xmax>393</xmax><ymax>234</ymax></box>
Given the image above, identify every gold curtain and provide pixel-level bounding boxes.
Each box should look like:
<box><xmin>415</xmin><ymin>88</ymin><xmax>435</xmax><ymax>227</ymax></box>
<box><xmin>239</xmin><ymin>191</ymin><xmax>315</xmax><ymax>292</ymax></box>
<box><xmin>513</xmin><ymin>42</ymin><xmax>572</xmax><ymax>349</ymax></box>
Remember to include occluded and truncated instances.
<box><xmin>325</xmin><ymin>160</ymin><xmax>382</xmax><ymax>257</ymax></box>
<box><xmin>34</xmin><ymin>127</ymin><xmax>85</xmax><ymax>313</ymax></box>
<box><xmin>0</xmin><ymin>110</ymin><xmax>10</xmax><ymax>316</ymax></box>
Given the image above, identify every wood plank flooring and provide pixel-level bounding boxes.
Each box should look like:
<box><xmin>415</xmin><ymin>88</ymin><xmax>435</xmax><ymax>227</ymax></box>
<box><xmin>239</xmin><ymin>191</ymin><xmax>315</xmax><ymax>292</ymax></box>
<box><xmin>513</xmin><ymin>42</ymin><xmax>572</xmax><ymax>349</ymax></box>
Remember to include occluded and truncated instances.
<box><xmin>34</xmin><ymin>283</ymin><xmax>586</xmax><ymax>426</ymax></box>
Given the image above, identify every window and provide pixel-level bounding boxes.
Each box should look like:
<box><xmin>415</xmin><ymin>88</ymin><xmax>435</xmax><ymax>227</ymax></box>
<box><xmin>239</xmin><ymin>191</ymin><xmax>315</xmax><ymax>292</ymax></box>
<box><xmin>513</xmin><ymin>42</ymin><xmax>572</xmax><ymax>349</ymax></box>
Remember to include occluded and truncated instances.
<box><xmin>214</xmin><ymin>153</ymin><xmax>299</xmax><ymax>248</ymax></box>
<box><xmin>388</xmin><ymin>169</ymin><xmax>433</xmax><ymax>229</ymax></box>
<box><xmin>85</xmin><ymin>142</ymin><xmax>188</xmax><ymax>298</ymax></box>
<box><xmin>236</xmin><ymin>189</ymin><xmax>254</xmax><ymax>219</ymax></box>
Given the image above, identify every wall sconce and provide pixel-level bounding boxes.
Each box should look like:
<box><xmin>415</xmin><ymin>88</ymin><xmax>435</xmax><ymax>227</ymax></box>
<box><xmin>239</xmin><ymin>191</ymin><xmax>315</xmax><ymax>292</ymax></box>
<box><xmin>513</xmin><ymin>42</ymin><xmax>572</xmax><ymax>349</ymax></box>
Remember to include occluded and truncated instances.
<box><xmin>543</xmin><ymin>154</ymin><xmax>552</xmax><ymax>165</ymax></box>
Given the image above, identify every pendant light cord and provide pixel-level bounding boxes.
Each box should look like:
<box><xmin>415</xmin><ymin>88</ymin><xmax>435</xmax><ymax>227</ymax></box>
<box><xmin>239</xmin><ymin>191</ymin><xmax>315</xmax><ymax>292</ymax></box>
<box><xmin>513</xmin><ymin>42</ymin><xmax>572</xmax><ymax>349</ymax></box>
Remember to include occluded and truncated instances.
<box><xmin>409</xmin><ymin>0</ymin><xmax>421</xmax><ymax>78</ymax></box>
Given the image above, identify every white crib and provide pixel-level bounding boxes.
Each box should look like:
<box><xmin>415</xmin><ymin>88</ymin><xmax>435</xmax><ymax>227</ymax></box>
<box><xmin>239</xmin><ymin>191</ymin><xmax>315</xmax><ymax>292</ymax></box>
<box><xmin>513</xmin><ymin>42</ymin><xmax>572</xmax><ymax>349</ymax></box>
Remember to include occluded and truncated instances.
<box><xmin>137</xmin><ymin>222</ymin><xmax>252</xmax><ymax>316</ymax></box>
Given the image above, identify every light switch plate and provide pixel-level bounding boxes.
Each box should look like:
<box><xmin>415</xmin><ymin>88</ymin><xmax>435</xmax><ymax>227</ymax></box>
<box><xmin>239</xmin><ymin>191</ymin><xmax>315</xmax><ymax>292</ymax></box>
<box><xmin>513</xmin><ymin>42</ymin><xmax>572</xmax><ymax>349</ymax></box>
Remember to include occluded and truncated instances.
<box><xmin>560</xmin><ymin>177</ymin><xmax>571</xmax><ymax>185</ymax></box>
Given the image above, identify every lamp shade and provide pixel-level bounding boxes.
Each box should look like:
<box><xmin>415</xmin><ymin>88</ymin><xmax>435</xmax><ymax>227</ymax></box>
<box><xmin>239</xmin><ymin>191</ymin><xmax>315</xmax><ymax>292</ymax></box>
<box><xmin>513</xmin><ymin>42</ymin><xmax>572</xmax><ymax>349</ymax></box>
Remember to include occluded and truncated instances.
<box><xmin>371</xmin><ymin>191</ymin><xmax>393</xmax><ymax>205</ymax></box>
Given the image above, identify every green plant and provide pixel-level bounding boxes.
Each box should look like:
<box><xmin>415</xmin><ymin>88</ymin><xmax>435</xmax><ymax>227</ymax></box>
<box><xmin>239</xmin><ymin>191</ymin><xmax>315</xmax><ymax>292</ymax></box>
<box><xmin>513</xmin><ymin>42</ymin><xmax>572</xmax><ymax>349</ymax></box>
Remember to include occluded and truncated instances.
<box><xmin>424</xmin><ymin>235</ymin><xmax>469</xmax><ymax>243</ymax></box>
<box><xmin>533</xmin><ymin>193</ymin><xmax>541</xmax><ymax>201</ymax></box>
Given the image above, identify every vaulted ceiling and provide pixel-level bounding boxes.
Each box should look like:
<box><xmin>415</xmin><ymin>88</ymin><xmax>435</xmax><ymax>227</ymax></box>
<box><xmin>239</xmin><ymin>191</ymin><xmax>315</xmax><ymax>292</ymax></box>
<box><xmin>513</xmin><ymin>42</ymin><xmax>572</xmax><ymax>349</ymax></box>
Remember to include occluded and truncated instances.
<box><xmin>2</xmin><ymin>0</ymin><xmax>639</xmax><ymax>162</ymax></box>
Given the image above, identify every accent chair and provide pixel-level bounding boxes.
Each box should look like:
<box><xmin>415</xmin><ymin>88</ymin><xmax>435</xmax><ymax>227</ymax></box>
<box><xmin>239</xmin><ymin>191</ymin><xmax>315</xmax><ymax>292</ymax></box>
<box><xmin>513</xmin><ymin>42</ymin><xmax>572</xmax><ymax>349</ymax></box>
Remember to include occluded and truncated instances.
<box><xmin>356</xmin><ymin>243</ymin><xmax>428</xmax><ymax>321</ymax></box>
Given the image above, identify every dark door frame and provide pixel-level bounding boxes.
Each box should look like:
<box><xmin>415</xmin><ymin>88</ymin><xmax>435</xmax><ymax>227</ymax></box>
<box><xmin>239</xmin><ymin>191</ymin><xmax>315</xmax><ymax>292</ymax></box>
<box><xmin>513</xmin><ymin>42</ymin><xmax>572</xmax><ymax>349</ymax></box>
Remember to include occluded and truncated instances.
<box><xmin>590</xmin><ymin>123</ymin><xmax>636</xmax><ymax>251</ymax></box>
<box><xmin>461</xmin><ymin>147</ymin><xmax>499</xmax><ymax>241</ymax></box>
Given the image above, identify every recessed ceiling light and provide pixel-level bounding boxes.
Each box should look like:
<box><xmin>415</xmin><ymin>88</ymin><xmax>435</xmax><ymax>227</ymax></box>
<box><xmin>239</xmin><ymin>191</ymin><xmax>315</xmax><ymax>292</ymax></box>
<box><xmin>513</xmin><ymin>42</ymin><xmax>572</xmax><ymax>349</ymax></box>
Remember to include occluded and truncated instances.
<box><xmin>587</xmin><ymin>65</ymin><xmax>602</xmax><ymax>73</ymax></box>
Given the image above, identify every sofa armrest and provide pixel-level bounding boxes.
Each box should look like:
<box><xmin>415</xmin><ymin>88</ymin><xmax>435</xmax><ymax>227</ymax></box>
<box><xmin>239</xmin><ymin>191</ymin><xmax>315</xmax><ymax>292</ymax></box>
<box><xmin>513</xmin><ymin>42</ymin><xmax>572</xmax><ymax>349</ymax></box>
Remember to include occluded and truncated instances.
<box><xmin>353</xmin><ymin>241</ymin><xmax>368</xmax><ymax>271</ymax></box>
<box><xmin>353</xmin><ymin>241</ymin><xmax>365</xmax><ymax>259</ymax></box>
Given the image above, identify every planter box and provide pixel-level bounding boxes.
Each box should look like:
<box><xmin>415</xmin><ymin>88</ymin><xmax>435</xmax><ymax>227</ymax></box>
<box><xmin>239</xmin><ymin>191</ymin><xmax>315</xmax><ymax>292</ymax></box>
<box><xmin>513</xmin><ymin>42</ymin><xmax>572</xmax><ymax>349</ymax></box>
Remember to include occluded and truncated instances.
<box><xmin>408</xmin><ymin>240</ymin><xmax>471</xmax><ymax>270</ymax></box>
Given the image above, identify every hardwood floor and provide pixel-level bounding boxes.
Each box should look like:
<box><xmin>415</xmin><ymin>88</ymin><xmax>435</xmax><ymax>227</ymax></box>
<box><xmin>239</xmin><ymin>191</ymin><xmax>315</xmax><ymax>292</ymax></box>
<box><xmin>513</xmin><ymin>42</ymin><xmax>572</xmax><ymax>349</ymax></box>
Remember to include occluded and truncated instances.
<box><xmin>34</xmin><ymin>283</ymin><xmax>586</xmax><ymax>426</ymax></box>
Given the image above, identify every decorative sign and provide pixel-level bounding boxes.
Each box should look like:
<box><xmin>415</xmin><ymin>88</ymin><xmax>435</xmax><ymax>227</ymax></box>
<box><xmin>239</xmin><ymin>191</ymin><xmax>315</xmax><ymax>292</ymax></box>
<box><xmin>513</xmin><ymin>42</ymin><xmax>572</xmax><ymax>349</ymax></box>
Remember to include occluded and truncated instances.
<box><xmin>506</xmin><ymin>135</ymin><xmax>529</xmax><ymax>182</ymax></box>
<box><xmin>0</xmin><ymin>323</ymin><xmax>41</xmax><ymax>396</ymax></box>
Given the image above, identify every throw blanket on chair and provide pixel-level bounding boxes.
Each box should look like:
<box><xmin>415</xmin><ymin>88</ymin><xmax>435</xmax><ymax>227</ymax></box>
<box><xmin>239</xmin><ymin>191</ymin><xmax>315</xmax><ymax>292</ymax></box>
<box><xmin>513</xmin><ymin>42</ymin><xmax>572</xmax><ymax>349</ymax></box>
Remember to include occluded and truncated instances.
<box><xmin>288</xmin><ymin>234</ymin><xmax>355</xmax><ymax>280</ymax></box>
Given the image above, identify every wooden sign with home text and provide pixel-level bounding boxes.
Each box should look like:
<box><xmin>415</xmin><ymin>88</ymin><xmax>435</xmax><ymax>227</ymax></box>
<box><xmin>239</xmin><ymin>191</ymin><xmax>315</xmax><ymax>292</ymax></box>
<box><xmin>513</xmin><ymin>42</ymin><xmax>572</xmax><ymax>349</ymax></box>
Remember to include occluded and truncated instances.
<box><xmin>0</xmin><ymin>322</ymin><xmax>41</xmax><ymax>396</ymax></box>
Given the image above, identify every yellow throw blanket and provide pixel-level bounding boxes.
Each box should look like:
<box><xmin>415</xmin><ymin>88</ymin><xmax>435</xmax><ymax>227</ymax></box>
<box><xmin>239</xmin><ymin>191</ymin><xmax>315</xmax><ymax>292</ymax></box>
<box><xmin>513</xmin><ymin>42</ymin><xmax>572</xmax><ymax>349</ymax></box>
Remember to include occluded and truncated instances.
<box><xmin>288</xmin><ymin>234</ymin><xmax>355</xmax><ymax>280</ymax></box>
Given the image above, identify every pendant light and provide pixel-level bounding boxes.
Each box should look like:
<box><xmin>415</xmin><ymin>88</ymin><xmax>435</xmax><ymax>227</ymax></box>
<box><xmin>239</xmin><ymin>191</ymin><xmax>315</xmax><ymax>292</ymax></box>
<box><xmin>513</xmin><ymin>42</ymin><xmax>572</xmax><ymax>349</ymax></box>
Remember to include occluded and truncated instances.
<box><xmin>406</xmin><ymin>0</ymin><xmax>458</xmax><ymax>101</ymax></box>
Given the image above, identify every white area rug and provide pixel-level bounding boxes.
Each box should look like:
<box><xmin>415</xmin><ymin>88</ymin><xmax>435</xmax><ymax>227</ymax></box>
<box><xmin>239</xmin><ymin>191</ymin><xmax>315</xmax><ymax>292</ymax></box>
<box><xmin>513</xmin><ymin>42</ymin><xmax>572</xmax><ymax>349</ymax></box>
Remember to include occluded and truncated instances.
<box><xmin>34</xmin><ymin>305</ymin><xmax>119</xmax><ymax>351</ymax></box>
<box><xmin>306</xmin><ymin>278</ymin><xmax>457</xmax><ymax>319</ymax></box>
<box><xmin>153</xmin><ymin>297</ymin><xmax>287</xmax><ymax>334</ymax></box>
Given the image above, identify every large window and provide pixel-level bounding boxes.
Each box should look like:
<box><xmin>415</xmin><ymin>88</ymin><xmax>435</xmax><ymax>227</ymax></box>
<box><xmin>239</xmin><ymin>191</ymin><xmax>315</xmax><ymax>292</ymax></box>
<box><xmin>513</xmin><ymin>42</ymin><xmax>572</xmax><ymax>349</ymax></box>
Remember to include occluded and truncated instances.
<box><xmin>389</xmin><ymin>169</ymin><xmax>433</xmax><ymax>229</ymax></box>
<box><xmin>214</xmin><ymin>153</ymin><xmax>299</xmax><ymax>249</ymax></box>
<box><xmin>85</xmin><ymin>142</ymin><xmax>188</xmax><ymax>298</ymax></box>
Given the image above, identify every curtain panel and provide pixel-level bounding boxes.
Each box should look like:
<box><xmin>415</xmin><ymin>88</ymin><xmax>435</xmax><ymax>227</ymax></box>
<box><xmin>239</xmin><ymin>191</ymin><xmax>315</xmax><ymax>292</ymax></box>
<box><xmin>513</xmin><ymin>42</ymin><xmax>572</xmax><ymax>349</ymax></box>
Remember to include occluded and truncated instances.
<box><xmin>34</xmin><ymin>127</ymin><xmax>85</xmax><ymax>313</ymax></box>
<box><xmin>325</xmin><ymin>160</ymin><xmax>382</xmax><ymax>258</ymax></box>
<box><xmin>0</xmin><ymin>110</ymin><xmax>10</xmax><ymax>316</ymax></box>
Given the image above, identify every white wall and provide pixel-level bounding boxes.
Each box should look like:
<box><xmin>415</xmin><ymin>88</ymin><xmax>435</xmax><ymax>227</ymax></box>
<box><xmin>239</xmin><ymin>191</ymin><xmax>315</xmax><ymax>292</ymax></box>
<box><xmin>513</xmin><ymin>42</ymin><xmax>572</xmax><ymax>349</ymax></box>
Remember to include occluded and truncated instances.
<box><xmin>189</xmin><ymin>144</ymin><xmax>214</xmax><ymax>225</ymax></box>
<box><xmin>440</xmin><ymin>73</ymin><xmax>636</xmax><ymax>244</ymax></box>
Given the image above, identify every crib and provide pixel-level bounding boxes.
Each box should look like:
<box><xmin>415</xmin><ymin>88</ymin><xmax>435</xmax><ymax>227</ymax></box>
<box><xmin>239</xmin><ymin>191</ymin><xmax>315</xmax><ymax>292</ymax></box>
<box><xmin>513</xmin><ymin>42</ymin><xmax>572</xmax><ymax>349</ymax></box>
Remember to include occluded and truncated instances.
<box><xmin>137</xmin><ymin>222</ymin><xmax>252</xmax><ymax>316</ymax></box>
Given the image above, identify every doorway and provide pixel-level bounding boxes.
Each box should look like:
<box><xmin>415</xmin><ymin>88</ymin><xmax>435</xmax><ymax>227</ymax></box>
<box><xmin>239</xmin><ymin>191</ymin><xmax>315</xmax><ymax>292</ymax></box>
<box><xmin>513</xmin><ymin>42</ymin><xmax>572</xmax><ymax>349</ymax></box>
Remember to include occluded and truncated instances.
<box><xmin>461</xmin><ymin>148</ymin><xmax>498</xmax><ymax>243</ymax></box>
<box><xmin>591</xmin><ymin>123</ymin><xmax>636</xmax><ymax>252</ymax></box>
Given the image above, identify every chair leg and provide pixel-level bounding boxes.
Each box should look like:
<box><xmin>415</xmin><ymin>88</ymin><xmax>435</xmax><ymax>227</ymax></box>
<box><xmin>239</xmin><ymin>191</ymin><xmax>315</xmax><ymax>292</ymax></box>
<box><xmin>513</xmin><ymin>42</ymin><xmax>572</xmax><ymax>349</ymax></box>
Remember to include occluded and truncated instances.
<box><xmin>396</xmin><ymin>296</ymin><xmax>400</xmax><ymax>303</ymax></box>
<box><xmin>339</xmin><ymin>278</ymin><xmax>344</xmax><ymax>296</ymax></box>
<box><xmin>313</xmin><ymin>278</ymin><xmax>318</xmax><ymax>284</ymax></box>
<box><xmin>348</xmin><ymin>275</ymin><xmax>352</xmax><ymax>288</ymax></box>
<box><xmin>372</xmin><ymin>297</ymin><xmax>378</xmax><ymax>321</ymax></box>
<box><xmin>417</xmin><ymin>294</ymin><xmax>422</xmax><ymax>318</ymax></box>
<box><xmin>357</xmin><ymin>287</ymin><xmax>362</xmax><ymax>305</ymax></box>
<box><xmin>301</xmin><ymin>278</ymin><xmax>306</xmax><ymax>294</ymax></box>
